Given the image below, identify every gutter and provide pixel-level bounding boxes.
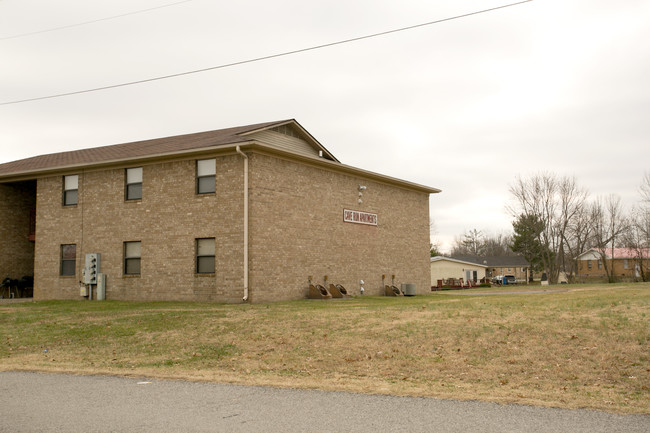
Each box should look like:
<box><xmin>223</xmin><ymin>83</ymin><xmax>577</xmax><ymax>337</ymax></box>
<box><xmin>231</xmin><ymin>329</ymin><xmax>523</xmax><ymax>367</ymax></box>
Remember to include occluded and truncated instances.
<box><xmin>236</xmin><ymin>146</ymin><xmax>249</xmax><ymax>302</ymax></box>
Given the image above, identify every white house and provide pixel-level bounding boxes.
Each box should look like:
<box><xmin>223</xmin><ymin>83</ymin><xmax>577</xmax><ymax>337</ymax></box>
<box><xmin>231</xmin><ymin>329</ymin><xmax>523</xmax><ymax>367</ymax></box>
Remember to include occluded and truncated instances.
<box><xmin>430</xmin><ymin>256</ymin><xmax>487</xmax><ymax>288</ymax></box>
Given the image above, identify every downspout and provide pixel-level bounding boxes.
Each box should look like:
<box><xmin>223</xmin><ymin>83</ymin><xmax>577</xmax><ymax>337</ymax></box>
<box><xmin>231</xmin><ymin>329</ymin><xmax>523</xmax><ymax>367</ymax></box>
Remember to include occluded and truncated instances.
<box><xmin>236</xmin><ymin>146</ymin><xmax>249</xmax><ymax>302</ymax></box>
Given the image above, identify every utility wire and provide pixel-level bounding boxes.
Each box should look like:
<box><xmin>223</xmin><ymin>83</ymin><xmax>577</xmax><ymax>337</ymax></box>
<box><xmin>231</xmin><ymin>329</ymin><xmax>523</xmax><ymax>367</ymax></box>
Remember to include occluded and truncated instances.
<box><xmin>0</xmin><ymin>0</ymin><xmax>533</xmax><ymax>106</ymax></box>
<box><xmin>0</xmin><ymin>0</ymin><xmax>194</xmax><ymax>41</ymax></box>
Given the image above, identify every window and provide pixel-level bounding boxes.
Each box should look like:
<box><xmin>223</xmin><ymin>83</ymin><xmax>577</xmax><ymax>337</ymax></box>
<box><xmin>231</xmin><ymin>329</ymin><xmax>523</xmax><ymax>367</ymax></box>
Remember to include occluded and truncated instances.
<box><xmin>196</xmin><ymin>238</ymin><xmax>215</xmax><ymax>273</ymax></box>
<box><xmin>598</xmin><ymin>260</ymin><xmax>602</xmax><ymax>269</ymax></box>
<box><xmin>124</xmin><ymin>241</ymin><xmax>141</xmax><ymax>275</ymax></box>
<box><xmin>624</xmin><ymin>259</ymin><xmax>629</xmax><ymax>269</ymax></box>
<box><xmin>63</xmin><ymin>175</ymin><xmax>78</xmax><ymax>206</ymax></box>
<box><xmin>125</xmin><ymin>167</ymin><xmax>143</xmax><ymax>200</ymax></box>
<box><xmin>587</xmin><ymin>260</ymin><xmax>592</xmax><ymax>269</ymax></box>
<box><xmin>60</xmin><ymin>244</ymin><xmax>76</xmax><ymax>276</ymax></box>
<box><xmin>196</xmin><ymin>159</ymin><xmax>216</xmax><ymax>194</ymax></box>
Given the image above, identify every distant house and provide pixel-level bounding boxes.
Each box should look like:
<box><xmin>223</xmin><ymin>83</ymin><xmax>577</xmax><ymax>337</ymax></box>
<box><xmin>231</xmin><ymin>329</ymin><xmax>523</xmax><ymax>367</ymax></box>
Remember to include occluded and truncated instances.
<box><xmin>576</xmin><ymin>248</ymin><xmax>650</xmax><ymax>281</ymax></box>
<box><xmin>430</xmin><ymin>256</ymin><xmax>487</xmax><ymax>288</ymax></box>
<box><xmin>452</xmin><ymin>256</ymin><xmax>530</xmax><ymax>283</ymax></box>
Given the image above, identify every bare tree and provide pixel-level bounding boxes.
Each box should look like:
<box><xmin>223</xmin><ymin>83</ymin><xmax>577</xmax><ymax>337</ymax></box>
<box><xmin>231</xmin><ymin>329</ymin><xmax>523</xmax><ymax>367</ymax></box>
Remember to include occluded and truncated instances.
<box><xmin>450</xmin><ymin>230</ymin><xmax>513</xmax><ymax>257</ymax></box>
<box><xmin>623</xmin><ymin>173</ymin><xmax>650</xmax><ymax>281</ymax></box>
<box><xmin>508</xmin><ymin>173</ymin><xmax>588</xmax><ymax>283</ymax></box>
<box><xmin>483</xmin><ymin>233</ymin><xmax>514</xmax><ymax>256</ymax></box>
<box><xmin>563</xmin><ymin>202</ymin><xmax>595</xmax><ymax>277</ymax></box>
<box><xmin>624</xmin><ymin>208</ymin><xmax>650</xmax><ymax>281</ymax></box>
<box><xmin>641</xmin><ymin>171</ymin><xmax>650</xmax><ymax>204</ymax></box>
<box><xmin>590</xmin><ymin>195</ymin><xmax>629</xmax><ymax>283</ymax></box>
<box><xmin>429</xmin><ymin>220</ymin><xmax>442</xmax><ymax>256</ymax></box>
<box><xmin>450</xmin><ymin>229</ymin><xmax>485</xmax><ymax>256</ymax></box>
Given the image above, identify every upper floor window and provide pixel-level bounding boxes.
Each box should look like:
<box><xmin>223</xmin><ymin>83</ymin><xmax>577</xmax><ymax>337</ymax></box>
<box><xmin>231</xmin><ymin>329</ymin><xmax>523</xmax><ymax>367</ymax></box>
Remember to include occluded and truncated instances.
<box><xmin>196</xmin><ymin>238</ymin><xmax>216</xmax><ymax>274</ymax></box>
<box><xmin>124</xmin><ymin>241</ymin><xmax>141</xmax><ymax>275</ymax></box>
<box><xmin>196</xmin><ymin>159</ymin><xmax>216</xmax><ymax>194</ymax></box>
<box><xmin>60</xmin><ymin>244</ymin><xmax>76</xmax><ymax>276</ymax></box>
<box><xmin>63</xmin><ymin>175</ymin><xmax>78</xmax><ymax>206</ymax></box>
<box><xmin>125</xmin><ymin>167</ymin><xmax>143</xmax><ymax>201</ymax></box>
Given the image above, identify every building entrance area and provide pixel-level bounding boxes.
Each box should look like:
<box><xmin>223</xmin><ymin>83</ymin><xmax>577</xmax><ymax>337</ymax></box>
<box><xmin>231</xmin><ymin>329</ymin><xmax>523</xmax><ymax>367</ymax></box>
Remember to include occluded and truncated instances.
<box><xmin>0</xmin><ymin>180</ymin><xmax>35</xmax><ymax>298</ymax></box>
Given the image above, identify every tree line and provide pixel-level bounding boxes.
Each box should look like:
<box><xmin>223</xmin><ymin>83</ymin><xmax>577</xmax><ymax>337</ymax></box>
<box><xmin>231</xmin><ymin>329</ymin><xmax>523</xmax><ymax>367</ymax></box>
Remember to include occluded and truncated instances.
<box><xmin>432</xmin><ymin>172</ymin><xmax>650</xmax><ymax>284</ymax></box>
<box><xmin>509</xmin><ymin>172</ymin><xmax>649</xmax><ymax>283</ymax></box>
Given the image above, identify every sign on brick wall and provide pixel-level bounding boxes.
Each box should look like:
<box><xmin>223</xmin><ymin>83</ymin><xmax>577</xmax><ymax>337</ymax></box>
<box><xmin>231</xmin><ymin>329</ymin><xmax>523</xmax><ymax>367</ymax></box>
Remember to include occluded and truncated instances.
<box><xmin>343</xmin><ymin>209</ymin><xmax>378</xmax><ymax>226</ymax></box>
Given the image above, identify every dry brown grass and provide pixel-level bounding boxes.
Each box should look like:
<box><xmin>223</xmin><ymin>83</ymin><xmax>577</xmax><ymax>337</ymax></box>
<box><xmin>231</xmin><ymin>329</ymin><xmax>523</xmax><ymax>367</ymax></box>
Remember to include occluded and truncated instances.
<box><xmin>1</xmin><ymin>283</ymin><xmax>648</xmax><ymax>414</ymax></box>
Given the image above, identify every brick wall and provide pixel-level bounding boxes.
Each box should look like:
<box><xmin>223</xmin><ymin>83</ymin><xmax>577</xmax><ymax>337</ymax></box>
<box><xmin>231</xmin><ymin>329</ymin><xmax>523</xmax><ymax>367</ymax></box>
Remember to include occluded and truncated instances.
<box><xmin>0</xmin><ymin>181</ymin><xmax>35</xmax><ymax>282</ymax></box>
<box><xmin>577</xmin><ymin>258</ymin><xmax>650</xmax><ymax>279</ymax></box>
<box><xmin>248</xmin><ymin>153</ymin><xmax>431</xmax><ymax>302</ymax></box>
<box><xmin>489</xmin><ymin>266</ymin><xmax>528</xmax><ymax>282</ymax></box>
<box><xmin>32</xmin><ymin>151</ymin><xmax>432</xmax><ymax>302</ymax></box>
<box><xmin>34</xmin><ymin>156</ymin><xmax>245</xmax><ymax>302</ymax></box>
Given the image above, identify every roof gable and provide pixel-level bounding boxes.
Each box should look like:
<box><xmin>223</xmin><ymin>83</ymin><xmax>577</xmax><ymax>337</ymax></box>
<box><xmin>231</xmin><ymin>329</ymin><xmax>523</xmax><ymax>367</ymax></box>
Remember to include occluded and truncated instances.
<box><xmin>240</xmin><ymin>120</ymin><xmax>338</xmax><ymax>162</ymax></box>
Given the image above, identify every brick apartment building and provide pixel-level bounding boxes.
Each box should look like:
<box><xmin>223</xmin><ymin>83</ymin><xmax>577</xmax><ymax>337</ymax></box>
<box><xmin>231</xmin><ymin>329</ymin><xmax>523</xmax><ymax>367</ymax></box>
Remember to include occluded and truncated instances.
<box><xmin>0</xmin><ymin>119</ymin><xmax>440</xmax><ymax>302</ymax></box>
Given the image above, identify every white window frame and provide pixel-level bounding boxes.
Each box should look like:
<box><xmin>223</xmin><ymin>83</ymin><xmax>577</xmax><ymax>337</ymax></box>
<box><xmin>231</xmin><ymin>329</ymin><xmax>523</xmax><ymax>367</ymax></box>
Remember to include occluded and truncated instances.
<box><xmin>63</xmin><ymin>175</ymin><xmax>79</xmax><ymax>206</ymax></box>
<box><xmin>60</xmin><ymin>244</ymin><xmax>76</xmax><ymax>276</ymax></box>
<box><xmin>196</xmin><ymin>159</ymin><xmax>216</xmax><ymax>194</ymax></box>
<box><xmin>196</xmin><ymin>238</ymin><xmax>216</xmax><ymax>274</ymax></box>
<box><xmin>125</xmin><ymin>167</ymin><xmax>143</xmax><ymax>201</ymax></box>
<box><xmin>124</xmin><ymin>241</ymin><xmax>142</xmax><ymax>275</ymax></box>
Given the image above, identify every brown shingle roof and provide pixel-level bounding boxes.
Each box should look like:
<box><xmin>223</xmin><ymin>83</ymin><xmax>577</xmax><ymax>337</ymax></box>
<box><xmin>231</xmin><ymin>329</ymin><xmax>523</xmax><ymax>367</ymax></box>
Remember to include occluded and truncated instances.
<box><xmin>452</xmin><ymin>256</ymin><xmax>530</xmax><ymax>267</ymax></box>
<box><xmin>0</xmin><ymin>120</ymin><xmax>291</xmax><ymax>178</ymax></box>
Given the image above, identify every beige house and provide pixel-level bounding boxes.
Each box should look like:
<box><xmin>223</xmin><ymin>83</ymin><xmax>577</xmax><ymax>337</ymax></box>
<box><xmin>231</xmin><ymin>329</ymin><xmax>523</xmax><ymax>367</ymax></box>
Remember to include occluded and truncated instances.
<box><xmin>430</xmin><ymin>256</ymin><xmax>487</xmax><ymax>288</ymax></box>
<box><xmin>0</xmin><ymin>119</ymin><xmax>440</xmax><ymax>302</ymax></box>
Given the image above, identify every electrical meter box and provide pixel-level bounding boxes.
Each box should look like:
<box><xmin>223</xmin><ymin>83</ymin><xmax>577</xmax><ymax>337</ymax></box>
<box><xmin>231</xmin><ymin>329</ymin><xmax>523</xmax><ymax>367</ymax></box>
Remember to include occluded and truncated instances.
<box><xmin>83</xmin><ymin>253</ymin><xmax>101</xmax><ymax>285</ymax></box>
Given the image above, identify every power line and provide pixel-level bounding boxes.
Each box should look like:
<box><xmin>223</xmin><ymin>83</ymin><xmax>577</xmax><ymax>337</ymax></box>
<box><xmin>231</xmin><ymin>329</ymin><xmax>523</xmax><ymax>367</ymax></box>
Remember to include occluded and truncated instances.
<box><xmin>0</xmin><ymin>0</ymin><xmax>194</xmax><ymax>41</ymax></box>
<box><xmin>0</xmin><ymin>0</ymin><xmax>533</xmax><ymax>106</ymax></box>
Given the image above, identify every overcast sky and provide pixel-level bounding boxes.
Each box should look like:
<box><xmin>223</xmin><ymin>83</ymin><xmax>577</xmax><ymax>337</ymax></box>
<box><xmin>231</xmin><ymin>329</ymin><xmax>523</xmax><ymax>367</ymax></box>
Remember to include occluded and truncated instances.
<box><xmin>1</xmin><ymin>0</ymin><xmax>649</xmax><ymax>253</ymax></box>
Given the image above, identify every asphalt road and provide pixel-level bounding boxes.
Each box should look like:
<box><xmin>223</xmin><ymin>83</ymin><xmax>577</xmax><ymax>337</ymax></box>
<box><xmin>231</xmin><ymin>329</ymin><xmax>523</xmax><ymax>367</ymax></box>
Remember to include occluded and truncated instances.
<box><xmin>0</xmin><ymin>372</ymin><xmax>647</xmax><ymax>432</ymax></box>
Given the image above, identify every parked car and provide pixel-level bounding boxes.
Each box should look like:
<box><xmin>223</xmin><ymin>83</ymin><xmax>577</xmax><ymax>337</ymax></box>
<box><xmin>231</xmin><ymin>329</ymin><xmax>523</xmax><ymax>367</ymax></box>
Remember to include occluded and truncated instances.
<box><xmin>504</xmin><ymin>275</ymin><xmax>517</xmax><ymax>285</ymax></box>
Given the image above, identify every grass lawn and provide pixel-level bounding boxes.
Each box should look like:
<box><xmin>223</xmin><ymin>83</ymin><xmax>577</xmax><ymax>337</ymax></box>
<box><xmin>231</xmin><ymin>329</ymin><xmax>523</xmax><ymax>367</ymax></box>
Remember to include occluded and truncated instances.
<box><xmin>1</xmin><ymin>282</ymin><xmax>648</xmax><ymax>414</ymax></box>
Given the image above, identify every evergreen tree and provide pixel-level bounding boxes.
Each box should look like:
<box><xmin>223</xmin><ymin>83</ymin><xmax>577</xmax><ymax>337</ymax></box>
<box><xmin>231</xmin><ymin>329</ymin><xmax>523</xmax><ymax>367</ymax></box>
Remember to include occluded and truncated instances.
<box><xmin>511</xmin><ymin>214</ymin><xmax>547</xmax><ymax>273</ymax></box>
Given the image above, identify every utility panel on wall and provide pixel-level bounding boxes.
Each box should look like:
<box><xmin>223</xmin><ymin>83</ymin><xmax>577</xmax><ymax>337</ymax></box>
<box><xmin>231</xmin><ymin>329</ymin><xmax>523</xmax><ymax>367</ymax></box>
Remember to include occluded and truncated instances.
<box><xmin>83</xmin><ymin>253</ymin><xmax>101</xmax><ymax>285</ymax></box>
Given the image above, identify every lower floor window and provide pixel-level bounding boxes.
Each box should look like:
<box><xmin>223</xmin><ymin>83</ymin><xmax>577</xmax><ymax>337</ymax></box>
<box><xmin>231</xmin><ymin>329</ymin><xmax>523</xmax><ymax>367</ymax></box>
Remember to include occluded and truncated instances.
<box><xmin>196</xmin><ymin>238</ymin><xmax>215</xmax><ymax>273</ymax></box>
<box><xmin>124</xmin><ymin>241</ymin><xmax>141</xmax><ymax>275</ymax></box>
<box><xmin>60</xmin><ymin>244</ymin><xmax>76</xmax><ymax>276</ymax></box>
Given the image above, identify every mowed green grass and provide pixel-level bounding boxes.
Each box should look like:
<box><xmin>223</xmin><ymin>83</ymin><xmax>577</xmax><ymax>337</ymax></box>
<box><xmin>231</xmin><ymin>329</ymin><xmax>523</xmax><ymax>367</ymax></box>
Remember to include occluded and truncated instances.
<box><xmin>1</xmin><ymin>283</ymin><xmax>648</xmax><ymax>414</ymax></box>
